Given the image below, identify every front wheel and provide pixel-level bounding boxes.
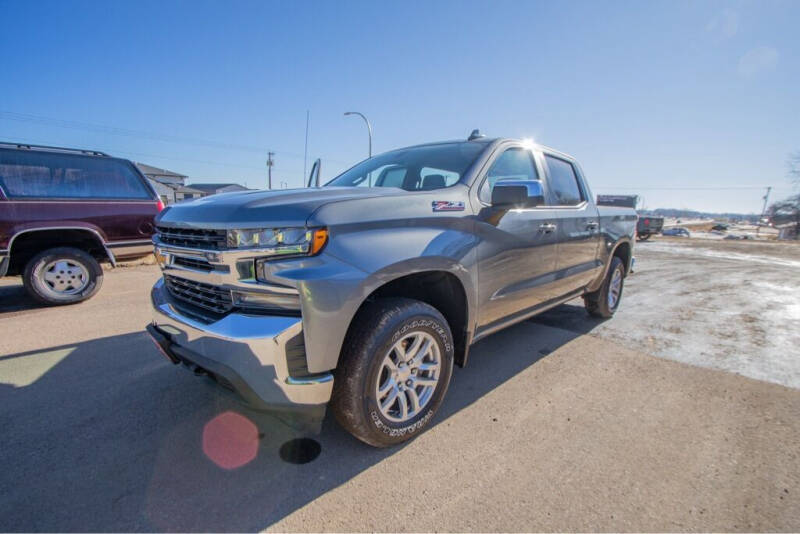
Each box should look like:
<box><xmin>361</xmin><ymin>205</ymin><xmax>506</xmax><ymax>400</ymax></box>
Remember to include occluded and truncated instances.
<box><xmin>23</xmin><ymin>247</ymin><xmax>103</xmax><ymax>305</ymax></box>
<box><xmin>584</xmin><ymin>256</ymin><xmax>625</xmax><ymax>318</ymax></box>
<box><xmin>331</xmin><ymin>298</ymin><xmax>454</xmax><ymax>447</ymax></box>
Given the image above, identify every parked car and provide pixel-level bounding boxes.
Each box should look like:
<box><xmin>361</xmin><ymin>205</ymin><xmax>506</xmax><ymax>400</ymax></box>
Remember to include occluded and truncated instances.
<box><xmin>711</xmin><ymin>223</ymin><xmax>729</xmax><ymax>231</ymax></box>
<box><xmin>636</xmin><ymin>215</ymin><xmax>664</xmax><ymax>240</ymax></box>
<box><xmin>662</xmin><ymin>227</ymin><xmax>690</xmax><ymax>237</ymax></box>
<box><xmin>146</xmin><ymin>134</ymin><xmax>637</xmax><ymax>447</ymax></box>
<box><xmin>0</xmin><ymin>143</ymin><xmax>162</xmax><ymax>304</ymax></box>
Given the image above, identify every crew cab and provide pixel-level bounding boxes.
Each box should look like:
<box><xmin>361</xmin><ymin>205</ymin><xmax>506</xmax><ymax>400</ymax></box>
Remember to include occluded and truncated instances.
<box><xmin>146</xmin><ymin>133</ymin><xmax>636</xmax><ymax>447</ymax></box>
<box><xmin>0</xmin><ymin>143</ymin><xmax>162</xmax><ymax>304</ymax></box>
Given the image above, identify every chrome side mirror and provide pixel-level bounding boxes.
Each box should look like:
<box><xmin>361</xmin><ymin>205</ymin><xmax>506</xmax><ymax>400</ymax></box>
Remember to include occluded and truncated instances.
<box><xmin>491</xmin><ymin>180</ymin><xmax>545</xmax><ymax>208</ymax></box>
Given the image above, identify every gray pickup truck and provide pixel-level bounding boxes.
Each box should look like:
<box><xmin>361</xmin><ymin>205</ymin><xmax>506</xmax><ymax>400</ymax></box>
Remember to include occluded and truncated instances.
<box><xmin>146</xmin><ymin>134</ymin><xmax>636</xmax><ymax>447</ymax></box>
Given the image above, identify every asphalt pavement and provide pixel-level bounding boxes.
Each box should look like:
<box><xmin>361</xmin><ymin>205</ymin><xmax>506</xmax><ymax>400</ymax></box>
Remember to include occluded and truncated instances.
<box><xmin>0</xmin><ymin>241</ymin><xmax>798</xmax><ymax>532</ymax></box>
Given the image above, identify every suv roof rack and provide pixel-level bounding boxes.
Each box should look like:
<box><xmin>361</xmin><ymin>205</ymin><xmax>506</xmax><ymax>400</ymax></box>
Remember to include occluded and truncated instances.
<box><xmin>0</xmin><ymin>141</ymin><xmax>109</xmax><ymax>157</ymax></box>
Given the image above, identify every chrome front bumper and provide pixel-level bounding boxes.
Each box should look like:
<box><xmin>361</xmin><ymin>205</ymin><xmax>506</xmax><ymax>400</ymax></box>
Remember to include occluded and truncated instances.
<box><xmin>149</xmin><ymin>278</ymin><xmax>334</xmax><ymax>412</ymax></box>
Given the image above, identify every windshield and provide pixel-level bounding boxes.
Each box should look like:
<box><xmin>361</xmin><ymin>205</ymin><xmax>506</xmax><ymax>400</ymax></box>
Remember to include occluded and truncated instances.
<box><xmin>325</xmin><ymin>142</ymin><xmax>484</xmax><ymax>191</ymax></box>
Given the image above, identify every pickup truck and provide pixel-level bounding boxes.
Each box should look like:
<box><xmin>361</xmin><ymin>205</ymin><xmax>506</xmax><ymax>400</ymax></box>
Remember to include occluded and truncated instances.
<box><xmin>636</xmin><ymin>215</ymin><xmax>664</xmax><ymax>240</ymax></box>
<box><xmin>146</xmin><ymin>134</ymin><xmax>636</xmax><ymax>447</ymax></box>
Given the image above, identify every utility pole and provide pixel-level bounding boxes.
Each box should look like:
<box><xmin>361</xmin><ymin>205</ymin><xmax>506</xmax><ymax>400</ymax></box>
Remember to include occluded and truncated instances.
<box><xmin>758</xmin><ymin>186</ymin><xmax>772</xmax><ymax>235</ymax></box>
<box><xmin>761</xmin><ymin>186</ymin><xmax>772</xmax><ymax>216</ymax></box>
<box><xmin>266</xmin><ymin>151</ymin><xmax>275</xmax><ymax>190</ymax></box>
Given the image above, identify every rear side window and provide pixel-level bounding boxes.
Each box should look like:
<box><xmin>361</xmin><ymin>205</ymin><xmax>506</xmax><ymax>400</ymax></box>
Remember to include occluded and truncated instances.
<box><xmin>0</xmin><ymin>149</ymin><xmax>152</xmax><ymax>200</ymax></box>
<box><xmin>544</xmin><ymin>154</ymin><xmax>584</xmax><ymax>206</ymax></box>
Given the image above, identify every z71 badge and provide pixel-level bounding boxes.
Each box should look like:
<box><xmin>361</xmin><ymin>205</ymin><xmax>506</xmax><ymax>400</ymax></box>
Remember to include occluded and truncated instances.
<box><xmin>432</xmin><ymin>200</ymin><xmax>465</xmax><ymax>212</ymax></box>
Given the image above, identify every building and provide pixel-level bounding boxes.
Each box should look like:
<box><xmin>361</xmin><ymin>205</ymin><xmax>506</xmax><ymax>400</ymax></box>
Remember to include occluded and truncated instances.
<box><xmin>135</xmin><ymin>163</ymin><xmax>188</xmax><ymax>205</ymax></box>
<box><xmin>136</xmin><ymin>163</ymin><xmax>250</xmax><ymax>203</ymax></box>
<box><xmin>185</xmin><ymin>183</ymin><xmax>250</xmax><ymax>197</ymax></box>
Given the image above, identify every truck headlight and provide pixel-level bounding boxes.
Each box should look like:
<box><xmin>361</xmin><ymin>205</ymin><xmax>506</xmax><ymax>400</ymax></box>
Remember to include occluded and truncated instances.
<box><xmin>227</xmin><ymin>227</ymin><xmax>328</xmax><ymax>258</ymax></box>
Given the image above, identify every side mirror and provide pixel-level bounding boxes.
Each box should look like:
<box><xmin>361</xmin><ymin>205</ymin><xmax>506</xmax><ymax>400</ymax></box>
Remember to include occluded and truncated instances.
<box><xmin>491</xmin><ymin>180</ymin><xmax>545</xmax><ymax>208</ymax></box>
<box><xmin>307</xmin><ymin>158</ymin><xmax>321</xmax><ymax>188</ymax></box>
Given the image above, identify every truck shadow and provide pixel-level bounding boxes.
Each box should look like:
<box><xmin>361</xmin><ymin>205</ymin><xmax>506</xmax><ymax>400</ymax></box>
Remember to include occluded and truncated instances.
<box><xmin>0</xmin><ymin>306</ymin><xmax>599</xmax><ymax>532</ymax></box>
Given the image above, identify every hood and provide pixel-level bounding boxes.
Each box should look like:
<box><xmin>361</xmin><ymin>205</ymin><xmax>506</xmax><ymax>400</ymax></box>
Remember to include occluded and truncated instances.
<box><xmin>155</xmin><ymin>186</ymin><xmax>408</xmax><ymax>229</ymax></box>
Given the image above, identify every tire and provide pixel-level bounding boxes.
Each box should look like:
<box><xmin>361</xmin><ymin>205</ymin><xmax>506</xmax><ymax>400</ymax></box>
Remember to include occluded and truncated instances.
<box><xmin>584</xmin><ymin>256</ymin><xmax>625</xmax><ymax>318</ymax></box>
<box><xmin>23</xmin><ymin>247</ymin><xmax>103</xmax><ymax>305</ymax></box>
<box><xmin>637</xmin><ymin>233</ymin><xmax>651</xmax><ymax>241</ymax></box>
<box><xmin>331</xmin><ymin>298</ymin><xmax>454</xmax><ymax>448</ymax></box>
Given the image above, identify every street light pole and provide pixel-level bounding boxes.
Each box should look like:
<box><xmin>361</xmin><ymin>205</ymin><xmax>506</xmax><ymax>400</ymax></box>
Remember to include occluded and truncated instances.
<box><xmin>344</xmin><ymin>111</ymin><xmax>372</xmax><ymax>157</ymax></box>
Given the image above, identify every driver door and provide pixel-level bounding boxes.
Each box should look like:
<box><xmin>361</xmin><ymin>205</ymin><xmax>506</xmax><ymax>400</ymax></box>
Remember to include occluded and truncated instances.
<box><xmin>474</xmin><ymin>146</ymin><xmax>561</xmax><ymax>333</ymax></box>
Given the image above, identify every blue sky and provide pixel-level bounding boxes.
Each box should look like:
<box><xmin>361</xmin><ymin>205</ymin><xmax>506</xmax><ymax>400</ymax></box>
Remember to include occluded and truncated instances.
<box><xmin>1</xmin><ymin>0</ymin><xmax>797</xmax><ymax>213</ymax></box>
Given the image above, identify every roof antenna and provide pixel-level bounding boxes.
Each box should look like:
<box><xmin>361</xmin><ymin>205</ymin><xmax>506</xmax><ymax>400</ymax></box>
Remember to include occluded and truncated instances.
<box><xmin>468</xmin><ymin>129</ymin><xmax>485</xmax><ymax>141</ymax></box>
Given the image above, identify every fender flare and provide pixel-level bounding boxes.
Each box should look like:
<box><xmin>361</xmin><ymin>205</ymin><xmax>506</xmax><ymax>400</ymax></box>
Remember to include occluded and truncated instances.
<box><xmin>6</xmin><ymin>226</ymin><xmax>116</xmax><ymax>267</ymax></box>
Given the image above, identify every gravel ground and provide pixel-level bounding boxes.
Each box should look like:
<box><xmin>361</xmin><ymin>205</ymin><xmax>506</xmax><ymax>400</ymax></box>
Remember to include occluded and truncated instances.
<box><xmin>0</xmin><ymin>239</ymin><xmax>798</xmax><ymax>532</ymax></box>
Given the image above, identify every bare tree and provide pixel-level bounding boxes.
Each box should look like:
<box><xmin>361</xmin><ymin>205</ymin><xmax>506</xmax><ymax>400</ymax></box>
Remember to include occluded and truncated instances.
<box><xmin>766</xmin><ymin>152</ymin><xmax>800</xmax><ymax>238</ymax></box>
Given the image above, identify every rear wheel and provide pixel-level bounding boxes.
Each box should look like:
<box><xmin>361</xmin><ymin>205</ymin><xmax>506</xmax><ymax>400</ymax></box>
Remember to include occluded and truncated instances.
<box><xmin>637</xmin><ymin>232</ymin><xmax>651</xmax><ymax>241</ymax></box>
<box><xmin>331</xmin><ymin>298</ymin><xmax>454</xmax><ymax>447</ymax></box>
<box><xmin>584</xmin><ymin>256</ymin><xmax>625</xmax><ymax>318</ymax></box>
<box><xmin>23</xmin><ymin>247</ymin><xmax>103</xmax><ymax>305</ymax></box>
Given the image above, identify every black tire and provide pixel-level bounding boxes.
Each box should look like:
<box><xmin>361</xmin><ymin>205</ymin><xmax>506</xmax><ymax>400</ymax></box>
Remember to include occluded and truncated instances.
<box><xmin>23</xmin><ymin>247</ymin><xmax>103</xmax><ymax>305</ymax></box>
<box><xmin>331</xmin><ymin>298</ymin><xmax>454</xmax><ymax>448</ymax></box>
<box><xmin>584</xmin><ymin>256</ymin><xmax>625</xmax><ymax>318</ymax></box>
<box><xmin>637</xmin><ymin>233</ymin><xmax>651</xmax><ymax>241</ymax></box>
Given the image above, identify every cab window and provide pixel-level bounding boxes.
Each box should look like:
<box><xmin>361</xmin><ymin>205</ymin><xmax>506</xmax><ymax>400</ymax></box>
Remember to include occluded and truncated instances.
<box><xmin>479</xmin><ymin>147</ymin><xmax>538</xmax><ymax>203</ymax></box>
<box><xmin>543</xmin><ymin>154</ymin><xmax>584</xmax><ymax>206</ymax></box>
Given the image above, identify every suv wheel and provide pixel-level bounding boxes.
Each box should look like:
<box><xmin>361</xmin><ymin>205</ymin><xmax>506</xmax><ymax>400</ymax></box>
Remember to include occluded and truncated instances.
<box><xmin>23</xmin><ymin>247</ymin><xmax>103</xmax><ymax>305</ymax></box>
<box><xmin>584</xmin><ymin>256</ymin><xmax>625</xmax><ymax>318</ymax></box>
<box><xmin>331</xmin><ymin>298</ymin><xmax>454</xmax><ymax>447</ymax></box>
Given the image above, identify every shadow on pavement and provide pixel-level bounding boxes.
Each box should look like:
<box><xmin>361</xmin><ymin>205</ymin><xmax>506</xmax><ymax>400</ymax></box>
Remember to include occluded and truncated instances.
<box><xmin>0</xmin><ymin>279</ymin><xmax>48</xmax><ymax>315</ymax></box>
<box><xmin>529</xmin><ymin>302</ymin><xmax>608</xmax><ymax>335</ymax></box>
<box><xmin>0</xmin><ymin>309</ymin><xmax>597</xmax><ymax>532</ymax></box>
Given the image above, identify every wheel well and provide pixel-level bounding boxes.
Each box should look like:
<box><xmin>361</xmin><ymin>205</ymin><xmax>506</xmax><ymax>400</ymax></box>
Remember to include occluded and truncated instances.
<box><xmin>356</xmin><ymin>271</ymin><xmax>470</xmax><ymax>367</ymax></box>
<box><xmin>8</xmin><ymin>229</ymin><xmax>109</xmax><ymax>275</ymax></box>
<box><xmin>613</xmin><ymin>241</ymin><xmax>632</xmax><ymax>274</ymax></box>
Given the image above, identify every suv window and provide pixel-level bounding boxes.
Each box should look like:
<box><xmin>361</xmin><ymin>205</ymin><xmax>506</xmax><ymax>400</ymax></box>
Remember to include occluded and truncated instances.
<box><xmin>544</xmin><ymin>154</ymin><xmax>584</xmax><ymax>206</ymax></box>
<box><xmin>0</xmin><ymin>149</ymin><xmax>152</xmax><ymax>200</ymax></box>
<box><xmin>479</xmin><ymin>147</ymin><xmax>538</xmax><ymax>203</ymax></box>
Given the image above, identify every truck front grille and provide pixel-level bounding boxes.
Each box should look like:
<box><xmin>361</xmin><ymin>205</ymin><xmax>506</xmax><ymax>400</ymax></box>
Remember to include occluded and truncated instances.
<box><xmin>172</xmin><ymin>256</ymin><xmax>213</xmax><ymax>272</ymax></box>
<box><xmin>157</xmin><ymin>226</ymin><xmax>227</xmax><ymax>250</ymax></box>
<box><xmin>164</xmin><ymin>275</ymin><xmax>233</xmax><ymax>314</ymax></box>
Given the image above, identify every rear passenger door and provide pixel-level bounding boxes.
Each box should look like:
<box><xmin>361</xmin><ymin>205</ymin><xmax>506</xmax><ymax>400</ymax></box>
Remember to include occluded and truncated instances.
<box><xmin>540</xmin><ymin>152</ymin><xmax>603</xmax><ymax>295</ymax></box>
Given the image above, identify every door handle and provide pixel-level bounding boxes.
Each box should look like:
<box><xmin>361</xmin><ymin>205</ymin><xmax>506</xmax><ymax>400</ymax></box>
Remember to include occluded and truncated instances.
<box><xmin>538</xmin><ymin>223</ymin><xmax>557</xmax><ymax>234</ymax></box>
<box><xmin>586</xmin><ymin>221</ymin><xmax>599</xmax><ymax>230</ymax></box>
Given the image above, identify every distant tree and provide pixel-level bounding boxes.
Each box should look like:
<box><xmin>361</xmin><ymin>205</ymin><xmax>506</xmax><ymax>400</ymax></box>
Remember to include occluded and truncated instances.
<box><xmin>766</xmin><ymin>152</ymin><xmax>800</xmax><ymax>239</ymax></box>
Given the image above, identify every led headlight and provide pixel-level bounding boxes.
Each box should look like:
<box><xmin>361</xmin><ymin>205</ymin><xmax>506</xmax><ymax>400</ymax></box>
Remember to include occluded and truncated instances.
<box><xmin>226</xmin><ymin>227</ymin><xmax>328</xmax><ymax>258</ymax></box>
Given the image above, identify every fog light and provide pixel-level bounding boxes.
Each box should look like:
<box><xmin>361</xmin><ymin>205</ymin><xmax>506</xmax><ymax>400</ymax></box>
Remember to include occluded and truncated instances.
<box><xmin>231</xmin><ymin>290</ymin><xmax>300</xmax><ymax>312</ymax></box>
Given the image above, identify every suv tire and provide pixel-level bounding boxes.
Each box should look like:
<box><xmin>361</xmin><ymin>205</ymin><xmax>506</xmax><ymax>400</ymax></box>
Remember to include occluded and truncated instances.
<box><xmin>584</xmin><ymin>256</ymin><xmax>625</xmax><ymax>318</ymax></box>
<box><xmin>331</xmin><ymin>298</ymin><xmax>454</xmax><ymax>447</ymax></box>
<box><xmin>23</xmin><ymin>247</ymin><xmax>103</xmax><ymax>305</ymax></box>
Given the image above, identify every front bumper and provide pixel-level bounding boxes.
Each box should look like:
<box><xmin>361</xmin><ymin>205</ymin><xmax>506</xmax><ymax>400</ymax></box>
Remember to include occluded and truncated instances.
<box><xmin>148</xmin><ymin>278</ymin><xmax>334</xmax><ymax>414</ymax></box>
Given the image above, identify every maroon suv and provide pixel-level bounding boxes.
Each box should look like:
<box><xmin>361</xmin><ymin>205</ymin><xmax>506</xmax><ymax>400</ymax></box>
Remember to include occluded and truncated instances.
<box><xmin>0</xmin><ymin>142</ymin><xmax>162</xmax><ymax>305</ymax></box>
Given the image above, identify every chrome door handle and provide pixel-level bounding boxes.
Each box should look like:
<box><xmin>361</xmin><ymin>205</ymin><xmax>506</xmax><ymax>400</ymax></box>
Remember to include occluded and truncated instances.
<box><xmin>539</xmin><ymin>223</ymin><xmax>557</xmax><ymax>234</ymax></box>
<box><xmin>586</xmin><ymin>222</ymin><xmax>599</xmax><ymax>230</ymax></box>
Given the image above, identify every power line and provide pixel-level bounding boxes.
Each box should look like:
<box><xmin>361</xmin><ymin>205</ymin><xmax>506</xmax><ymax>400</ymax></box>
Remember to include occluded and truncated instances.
<box><xmin>0</xmin><ymin>134</ymin><xmax>265</xmax><ymax>171</ymax></box>
<box><xmin>0</xmin><ymin>110</ymin><xmax>328</xmax><ymax>162</ymax></box>
<box><xmin>0</xmin><ymin>110</ymin><xmax>353</xmax><ymax>166</ymax></box>
<box><xmin>596</xmin><ymin>185</ymin><xmax>791</xmax><ymax>191</ymax></box>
